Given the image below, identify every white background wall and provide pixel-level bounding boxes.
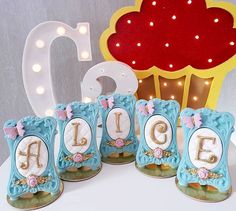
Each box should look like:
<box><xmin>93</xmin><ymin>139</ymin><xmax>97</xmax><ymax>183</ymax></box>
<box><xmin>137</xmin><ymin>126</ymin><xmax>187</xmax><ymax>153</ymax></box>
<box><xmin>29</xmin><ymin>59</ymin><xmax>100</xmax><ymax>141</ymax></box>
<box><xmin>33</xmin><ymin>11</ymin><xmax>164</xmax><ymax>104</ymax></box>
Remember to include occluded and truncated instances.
<box><xmin>0</xmin><ymin>0</ymin><xmax>236</xmax><ymax>164</ymax></box>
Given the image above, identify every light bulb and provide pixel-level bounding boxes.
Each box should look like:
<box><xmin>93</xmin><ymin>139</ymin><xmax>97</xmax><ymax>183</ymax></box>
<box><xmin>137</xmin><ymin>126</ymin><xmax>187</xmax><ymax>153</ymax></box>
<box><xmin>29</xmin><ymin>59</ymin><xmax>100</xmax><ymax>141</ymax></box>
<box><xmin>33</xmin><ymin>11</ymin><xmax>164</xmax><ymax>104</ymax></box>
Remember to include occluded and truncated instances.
<box><xmin>172</xmin><ymin>15</ymin><xmax>177</xmax><ymax>20</ymax></box>
<box><xmin>45</xmin><ymin>109</ymin><xmax>54</xmax><ymax>116</ymax></box>
<box><xmin>163</xmin><ymin>82</ymin><xmax>168</xmax><ymax>87</ymax></box>
<box><xmin>149</xmin><ymin>22</ymin><xmax>154</xmax><ymax>26</ymax></box>
<box><xmin>170</xmin><ymin>95</ymin><xmax>175</xmax><ymax>99</ymax></box>
<box><xmin>32</xmin><ymin>64</ymin><xmax>42</xmax><ymax>72</ymax></box>
<box><xmin>178</xmin><ymin>81</ymin><xmax>183</xmax><ymax>86</ymax></box>
<box><xmin>127</xmin><ymin>20</ymin><xmax>132</xmax><ymax>24</ymax></box>
<box><xmin>137</xmin><ymin>42</ymin><xmax>141</xmax><ymax>47</ymax></box>
<box><xmin>165</xmin><ymin>43</ymin><xmax>170</xmax><ymax>47</ymax></box>
<box><xmin>36</xmin><ymin>86</ymin><xmax>45</xmax><ymax>95</ymax></box>
<box><xmin>139</xmin><ymin>80</ymin><xmax>143</xmax><ymax>83</ymax></box>
<box><xmin>35</xmin><ymin>40</ymin><xmax>45</xmax><ymax>48</ymax></box>
<box><xmin>57</xmin><ymin>27</ymin><xmax>66</xmax><ymax>35</ymax></box>
<box><xmin>205</xmin><ymin>81</ymin><xmax>210</xmax><ymax>85</ymax></box>
<box><xmin>81</xmin><ymin>51</ymin><xmax>90</xmax><ymax>59</ymax></box>
<box><xmin>169</xmin><ymin>64</ymin><xmax>173</xmax><ymax>68</ymax></box>
<box><xmin>187</xmin><ymin>0</ymin><xmax>192</xmax><ymax>4</ymax></box>
<box><xmin>208</xmin><ymin>58</ymin><xmax>213</xmax><ymax>63</ymax></box>
<box><xmin>79</xmin><ymin>26</ymin><xmax>87</xmax><ymax>34</ymax></box>
<box><xmin>132</xmin><ymin>60</ymin><xmax>136</xmax><ymax>64</ymax></box>
<box><xmin>149</xmin><ymin>95</ymin><xmax>153</xmax><ymax>100</ymax></box>
<box><xmin>152</xmin><ymin>1</ymin><xmax>157</xmax><ymax>6</ymax></box>
<box><xmin>230</xmin><ymin>41</ymin><xmax>235</xmax><ymax>46</ymax></box>
<box><xmin>214</xmin><ymin>18</ymin><xmax>219</xmax><ymax>23</ymax></box>
<box><xmin>193</xmin><ymin>96</ymin><xmax>198</xmax><ymax>101</ymax></box>
<box><xmin>195</xmin><ymin>35</ymin><xmax>200</xmax><ymax>40</ymax></box>
<box><xmin>116</xmin><ymin>43</ymin><xmax>120</xmax><ymax>47</ymax></box>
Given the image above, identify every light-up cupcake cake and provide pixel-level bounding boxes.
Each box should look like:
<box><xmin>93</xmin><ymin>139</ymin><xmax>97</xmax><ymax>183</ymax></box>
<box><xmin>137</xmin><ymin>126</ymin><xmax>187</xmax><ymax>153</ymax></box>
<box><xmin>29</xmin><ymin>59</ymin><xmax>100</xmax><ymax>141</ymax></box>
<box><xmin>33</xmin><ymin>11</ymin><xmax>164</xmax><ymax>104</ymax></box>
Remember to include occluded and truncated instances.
<box><xmin>100</xmin><ymin>0</ymin><xmax>236</xmax><ymax>109</ymax></box>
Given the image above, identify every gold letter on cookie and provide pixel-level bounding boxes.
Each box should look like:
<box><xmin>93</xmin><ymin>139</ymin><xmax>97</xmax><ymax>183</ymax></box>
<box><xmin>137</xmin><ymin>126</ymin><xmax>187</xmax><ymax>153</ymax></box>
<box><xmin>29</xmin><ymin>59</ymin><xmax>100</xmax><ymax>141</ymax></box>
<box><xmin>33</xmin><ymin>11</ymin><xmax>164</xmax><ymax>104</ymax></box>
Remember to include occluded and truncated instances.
<box><xmin>72</xmin><ymin>122</ymin><xmax>87</xmax><ymax>146</ymax></box>
<box><xmin>19</xmin><ymin>141</ymin><xmax>42</xmax><ymax>169</ymax></box>
<box><xmin>150</xmin><ymin>121</ymin><xmax>167</xmax><ymax>144</ymax></box>
<box><xmin>195</xmin><ymin>136</ymin><xmax>217</xmax><ymax>163</ymax></box>
<box><xmin>114</xmin><ymin>112</ymin><xmax>122</xmax><ymax>133</ymax></box>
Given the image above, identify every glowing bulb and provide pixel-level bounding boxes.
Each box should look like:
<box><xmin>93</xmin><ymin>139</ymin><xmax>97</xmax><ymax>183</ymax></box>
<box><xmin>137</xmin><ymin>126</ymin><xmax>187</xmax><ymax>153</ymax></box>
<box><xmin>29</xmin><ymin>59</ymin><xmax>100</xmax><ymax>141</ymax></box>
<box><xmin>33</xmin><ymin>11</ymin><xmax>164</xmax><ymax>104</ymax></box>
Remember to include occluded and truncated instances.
<box><xmin>57</xmin><ymin>27</ymin><xmax>66</xmax><ymax>35</ymax></box>
<box><xmin>205</xmin><ymin>81</ymin><xmax>210</xmax><ymax>85</ymax></box>
<box><xmin>152</xmin><ymin>1</ymin><xmax>157</xmax><ymax>6</ymax></box>
<box><xmin>79</xmin><ymin>26</ymin><xmax>87</xmax><ymax>34</ymax></box>
<box><xmin>132</xmin><ymin>60</ymin><xmax>136</xmax><ymax>64</ymax></box>
<box><xmin>169</xmin><ymin>64</ymin><xmax>173</xmax><ymax>68</ymax></box>
<box><xmin>172</xmin><ymin>15</ymin><xmax>177</xmax><ymax>20</ymax></box>
<box><xmin>195</xmin><ymin>35</ymin><xmax>200</xmax><ymax>40</ymax></box>
<box><xmin>170</xmin><ymin>95</ymin><xmax>175</xmax><ymax>99</ymax></box>
<box><xmin>178</xmin><ymin>81</ymin><xmax>183</xmax><ymax>86</ymax></box>
<box><xmin>163</xmin><ymin>82</ymin><xmax>168</xmax><ymax>87</ymax></box>
<box><xmin>230</xmin><ymin>41</ymin><xmax>235</xmax><ymax>46</ymax></box>
<box><xmin>35</xmin><ymin>40</ymin><xmax>45</xmax><ymax>48</ymax></box>
<box><xmin>127</xmin><ymin>20</ymin><xmax>132</xmax><ymax>24</ymax></box>
<box><xmin>149</xmin><ymin>95</ymin><xmax>153</xmax><ymax>100</ymax></box>
<box><xmin>137</xmin><ymin>42</ymin><xmax>141</xmax><ymax>47</ymax></box>
<box><xmin>208</xmin><ymin>58</ymin><xmax>213</xmax><ymax>63</ymax></box>
<box><xmin>32</xmin><ymin>64</ymin><xmax>42</xmax><ymax>72</ymax></box>
<box><xmin>81</xmin><ymin>51</ymin><xmax>90</xmax><ymax>59</ymax></box>
<box><xmin>187</xmin><ymin>0</ymin><xmax>192</xmax><ymax>4</ymax></box>
<box><xmin>83</xmin><ymin>97</ymin><xmax>92</xmax><ymax>103</ymax></box>
<box><xmin>149</xmin><ymin>21</ymin><xmax>154</xmax><ymax>26</ymax></box>
<box><xmin>139</xmin><ymin>79</ymin><xmax>143</xmax><ymax>83</ymax></box>
<box><xmin>165</xmin><ymin>43</ymin><xmax>170</xmax><ymax>47</ymax></box>
<box><xmin>116</xmin><ymin>43</ymin><xmax>120</xmax><ymax>47</ymax></box>
<box><xmin>214</xmin><ymin>18</ymin><xmax>219</xmax><ymax>23</ymax></box>
<box><xmin>45</xmin><ymin>109</ymin><xmax>54</xmax><ymax>116</ymax></box>
<box><xmin>193</xmin><ymin>96</ymin><xmax>198</xmax><ymax>101</ymax></box>
<box><xmin>36</xmin><ymin>86</ymin><xmax>45</xmax><ymax>95</ymax></box>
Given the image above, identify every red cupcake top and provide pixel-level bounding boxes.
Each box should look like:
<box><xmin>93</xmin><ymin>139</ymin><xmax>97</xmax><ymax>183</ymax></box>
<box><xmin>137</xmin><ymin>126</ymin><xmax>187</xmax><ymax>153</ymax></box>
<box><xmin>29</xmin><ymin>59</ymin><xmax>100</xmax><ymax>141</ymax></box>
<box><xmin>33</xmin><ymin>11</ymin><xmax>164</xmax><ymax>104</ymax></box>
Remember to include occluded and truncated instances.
<box><xmin>107</xmin><ymin>0</ymin><xmax>236</xmax><ymax>71</ymax></box>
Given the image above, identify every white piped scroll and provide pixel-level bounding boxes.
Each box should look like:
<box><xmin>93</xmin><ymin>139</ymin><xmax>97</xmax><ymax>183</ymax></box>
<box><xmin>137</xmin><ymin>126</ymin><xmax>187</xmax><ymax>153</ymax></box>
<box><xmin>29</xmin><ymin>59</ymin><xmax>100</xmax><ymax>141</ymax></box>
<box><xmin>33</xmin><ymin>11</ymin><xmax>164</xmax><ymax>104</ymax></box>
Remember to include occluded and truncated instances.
<box><xmin>81</xmin><ymin>61</ymin><xmax>138</xmax><ymax>101</ymax></box>
<box><xmin>22</xmin><ymin>21</ymin><xmax>92</xmax><ymax>117</ymax></box>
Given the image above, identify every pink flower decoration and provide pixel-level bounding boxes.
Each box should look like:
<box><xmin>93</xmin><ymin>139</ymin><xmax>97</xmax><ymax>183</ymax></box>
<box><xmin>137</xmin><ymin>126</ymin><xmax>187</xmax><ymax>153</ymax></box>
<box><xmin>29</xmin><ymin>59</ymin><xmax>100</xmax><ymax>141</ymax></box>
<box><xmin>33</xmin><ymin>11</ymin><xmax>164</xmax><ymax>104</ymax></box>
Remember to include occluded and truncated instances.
<box><xmin>27</xmin><ymin>175</ymin><xmax>38</xmax><ymax>188</ymax></box>
<box><xmin>197</xmin><ymin>167</ymin><xmax>209</xmax><ymax>180</ymax></box>
<box><xmin>138</xmin><ymin>101</ymin><xmax>154</xmax><ymax>116</ymax></box>
<box><xmin>153</xmin><ymin>147</ymin><xmax>163</xmax><ymax>159</ymax></box>
<box><xmin>182</xmin><ymin>113</ymin><xmax>202</xmax><ymax>129</ymax></box>
<box><xmin>100</xmin><ymin>97</ymin><xmax>114</xmax><ymax>110</ymax></box>
<box><xmin>73</xmin><ymin>153</ymin><xmax>83</xmax><ymax>163</ymax></box>
<box><xmin>3</xmin><ymin>121</ymin><xmax>25</xmax><ymax>140</ymax></box>
<box><xmin>115</xmin><ymin>138</ymin><xmax>125</xmax><ymax>148</ymax></box>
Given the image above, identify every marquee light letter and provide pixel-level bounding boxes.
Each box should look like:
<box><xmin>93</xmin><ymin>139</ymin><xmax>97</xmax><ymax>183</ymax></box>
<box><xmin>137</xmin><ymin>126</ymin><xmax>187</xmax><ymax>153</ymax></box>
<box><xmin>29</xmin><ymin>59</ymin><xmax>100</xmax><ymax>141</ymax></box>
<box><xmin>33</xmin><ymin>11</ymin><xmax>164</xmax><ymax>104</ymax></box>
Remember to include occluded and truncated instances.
<box><xmin>22</xmin><ymin>21</ymin><xmax>92</xmax><ymax>117</ymax></box>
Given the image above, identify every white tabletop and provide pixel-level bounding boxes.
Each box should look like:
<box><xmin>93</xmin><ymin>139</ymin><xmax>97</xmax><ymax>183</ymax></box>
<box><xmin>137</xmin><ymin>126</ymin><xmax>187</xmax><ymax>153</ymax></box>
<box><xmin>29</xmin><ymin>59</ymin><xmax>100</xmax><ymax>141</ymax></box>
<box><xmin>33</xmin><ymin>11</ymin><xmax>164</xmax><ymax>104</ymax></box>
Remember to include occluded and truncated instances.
<box><xmin>1</xmin><ymin>128</ymin><xmax>236</xmax><ymax>211</ymax></box>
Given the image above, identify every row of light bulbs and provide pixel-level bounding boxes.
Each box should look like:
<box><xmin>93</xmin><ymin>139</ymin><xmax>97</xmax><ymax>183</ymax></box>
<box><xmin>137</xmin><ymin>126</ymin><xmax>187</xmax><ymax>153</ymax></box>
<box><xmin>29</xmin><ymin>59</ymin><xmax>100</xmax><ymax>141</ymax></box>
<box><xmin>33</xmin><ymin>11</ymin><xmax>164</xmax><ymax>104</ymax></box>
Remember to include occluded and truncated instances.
<box><xmin>32</xmin><ymin>25</ymin><xmax>89</xmax><ymax>116</ymax></box>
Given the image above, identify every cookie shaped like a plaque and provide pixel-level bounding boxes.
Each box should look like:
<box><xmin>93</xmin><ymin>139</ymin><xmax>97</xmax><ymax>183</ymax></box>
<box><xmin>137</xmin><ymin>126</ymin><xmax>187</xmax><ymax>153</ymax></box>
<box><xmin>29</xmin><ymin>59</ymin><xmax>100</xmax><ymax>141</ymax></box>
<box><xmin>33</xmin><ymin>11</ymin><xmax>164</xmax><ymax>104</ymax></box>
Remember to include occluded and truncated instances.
<box><xmin>55</xmin><ymin>102</ymin><xmax>101</xmax><ymax>181</ymax></box>
<box><xmin>3</xmin><ymin>116</ymin><xmax>63</xmax><ymax>210</ymax></box>
<box><xmin>136</xmin><ymin>98</ymin><xmax>180</xmax><ymax>178</ymax></box>
<box><xmin>98</xmin><ymin>94</ymin><xmax>138</xmax><ymax>164</ymax></box>
<box><xmin>176</xmin><ymin>108</ymin><xmax>235</xmax><ymax>202</ymax></box>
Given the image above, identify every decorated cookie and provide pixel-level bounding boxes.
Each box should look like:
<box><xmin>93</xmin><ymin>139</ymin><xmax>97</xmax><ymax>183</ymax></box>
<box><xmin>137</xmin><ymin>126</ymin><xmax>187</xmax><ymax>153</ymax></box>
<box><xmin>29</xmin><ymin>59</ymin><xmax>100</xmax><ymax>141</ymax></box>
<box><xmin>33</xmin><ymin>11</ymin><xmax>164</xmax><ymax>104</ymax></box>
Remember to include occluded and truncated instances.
<box><xmin>98</xmin><ymin>94</ymin><xmax>138</xmax><ymax>164</ymax></box>
<box><xmin>55</xmin><ymin>102</ymin><xmax>101</xmax><ymax>181</ymax></box>
<box><xmin>135</xmin><ymin>98</ymin><xmax>180</xmax><ymax>177</ymax></box>
<box><xmin>176</xmin><ymin>108</ymin><xmax>234</xmax><ymax>202</ymax></box>
<box><xmin>3</xmin><ymin>116</ymin><xmax>63</xmax><ymax>210</ymax></box>
<box><xmin>100</xmin><ymin>0</ymin><xmax>236</xmax><ymax>110</ymax></box>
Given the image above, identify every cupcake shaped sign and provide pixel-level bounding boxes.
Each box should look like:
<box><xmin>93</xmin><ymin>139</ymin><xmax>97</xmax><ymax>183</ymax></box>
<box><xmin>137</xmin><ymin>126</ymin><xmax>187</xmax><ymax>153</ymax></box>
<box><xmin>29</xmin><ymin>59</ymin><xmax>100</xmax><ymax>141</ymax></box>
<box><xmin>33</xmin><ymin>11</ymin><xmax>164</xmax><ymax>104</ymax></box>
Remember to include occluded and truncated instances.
<box><xmin>100</xmin><ymin>0</ymin><xmax>236</xmax><ymax>109</ymax></box>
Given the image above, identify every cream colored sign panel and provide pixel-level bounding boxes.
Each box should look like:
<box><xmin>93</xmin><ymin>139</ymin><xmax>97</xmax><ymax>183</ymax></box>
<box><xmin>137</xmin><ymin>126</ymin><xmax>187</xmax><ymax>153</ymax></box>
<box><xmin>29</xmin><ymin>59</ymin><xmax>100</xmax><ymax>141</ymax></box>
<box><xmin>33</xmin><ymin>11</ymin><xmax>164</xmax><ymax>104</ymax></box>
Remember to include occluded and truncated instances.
<box><xmin>188</xmin><ymin>128</ymin><xmax>222</xmax><ymax>170</ymax></box>
<box><xmin>64</xmin><ymin>118</ymin><xmax>91</xmax><ymax>154</ymax></box>
<box><xmin>144</xmin><ymin>115</ymin><xmax>172</xmax><ymax>150</ymax></box>
<box><xmin>106</xmin><ymin>108</ymin><xmax>130</xmax><ymax>140</ymax></box>
<box><xmin>16</xmin><ymin>136</ymin><xmax>48</xmax><ymax>177</ymax></box>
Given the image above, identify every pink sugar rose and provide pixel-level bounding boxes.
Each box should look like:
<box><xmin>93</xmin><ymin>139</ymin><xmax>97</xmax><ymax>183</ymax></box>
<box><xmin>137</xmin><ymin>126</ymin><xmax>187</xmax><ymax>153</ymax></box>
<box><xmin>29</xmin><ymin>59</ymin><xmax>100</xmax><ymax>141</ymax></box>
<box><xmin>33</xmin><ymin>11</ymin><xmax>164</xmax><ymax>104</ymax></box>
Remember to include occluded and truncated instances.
<box><xmin>153</xmin><ymin>147</ymin><xmax>163</xmax><ymax>159</ymax></box>
<box><xmin>73</xmin><ymin>153</ymin><xmax>83</xmax><ymax>163</ymax></box>
<box><xmin>27</xmin><ymin>175</ymin><xmax>38</xmax><ymax>188</ymax></box>
<box><xmin>115</xmin><ymin>138</ymin><xmax>125</xmax><ymax>148</ymax></box>
<box><xmin>197</xmin><ymin>167</ymin><xmax>209</xmax><ymax>180</ymax></box>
